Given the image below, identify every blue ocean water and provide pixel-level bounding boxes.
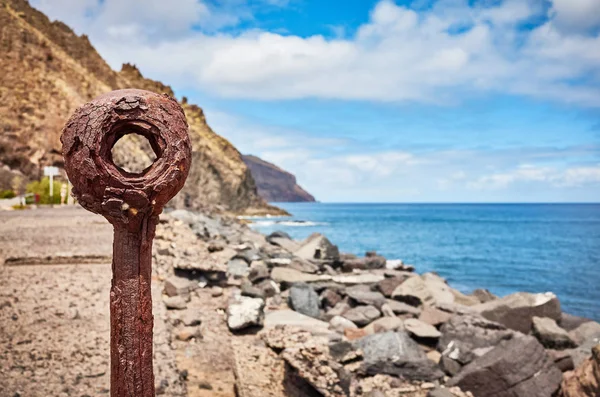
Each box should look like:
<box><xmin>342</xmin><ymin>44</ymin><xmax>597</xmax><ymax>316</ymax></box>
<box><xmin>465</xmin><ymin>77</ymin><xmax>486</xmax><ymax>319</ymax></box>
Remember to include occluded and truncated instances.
<box><xmin>250</xmin><ymin>203</ymin><xmax>600</xmax><ymax>321</ymax></box>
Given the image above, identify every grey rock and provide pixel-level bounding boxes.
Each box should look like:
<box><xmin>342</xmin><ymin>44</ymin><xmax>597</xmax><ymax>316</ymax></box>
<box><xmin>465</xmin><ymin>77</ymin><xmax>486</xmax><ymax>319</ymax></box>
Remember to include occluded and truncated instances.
<box><xmin>266</xmin><ymin>230</ymin><xmax>292</xmax><ymax>242</ymax></box>
<box><xmin>569</xmin><ymin>321</ymin><xmax>600</xmax><ymax>345</ymax></box>
<box><xmin>256</xmin><ymin>279</ymin><xmax>280</xmax><ymax>298</ymax></box>
<box><xmin>241</xmin><ymin>281</ymin><xmax>266</xmax><ymax>300</ymax></box>
<box><xmin>560</xmin><ymin>312</ymin><xmax>593</xmax><ymax>331</ymax></box>
<box><xmin>227</xmin><ymin>258</ymin><xmax>250</xmax><ymax>278</ymax></box>
<box><xmin>264</xmin><ymin>310</ymin><xmax>332</xmax><ymax>335</ymax></box>
<box><xmin>342</xmin><ymin>255</ymin><xmax>386</xmax><ymax>272</ymax></box>
<box><xmin>404</xmin><ymin>318</ymin><xmax>441</xmax><ymax>339</ymax></box>
<box><xmin>532</xmin><ymin>316</ymin><xmax>576</xmax><ymax>349</ymax></box>
<box><xmin>320</xmin><ymin>289</ymin><xmax>342</xmax><ymax>308</ymax></box>
<box><xmin>356</xmin><ymin>331</ymin><xmax>444</xmax><ymax>381</ymax></box>
<box><xmin>385</xmin><ymin>299</ymin><xmax>421</xmax><ymax>316</ymax></box>
<box><xmin>471</xmin><ymin>288</ymin><xmax>497</xmax><ymax>303</ymax></box>
<box><xmin>448</xmin><ymin>335</ymin><xmax>562</xmax><ymax>397</ymax></box>
<box><xmin>270</xmin><ymin>267</ymin><xmax>329</xmax><ymax>284</ymax></box>
<box><xmin>438</xmin><ymin>314</ymin><xmax>515</xmax><ymax>371</ymax></box>
<box><xmin>248</xmin><ymin>263</ymin><xmax>269</xmax><ymax>283</ymax></box>
<box><xmin>363</xmin><ymin>316</ymin><xmax>404</xmax><ymax>334</ymax></box>
<box><xmin>332</xmin><ymin>273</ymin><xmax>385</xmax><ymax>285</ymax></box>
<box><xmin>294</xmin><ymin>233</ymin><xmax>339</xmax><ymax>261</ymax></box>
<box><xmin>345</xmin><ymin>285</ymin><xmax>386</xmax><ymax>308</ymax></box>
<box><xmin>391</xmin><ymin>274</ymin><xmax>454</xmax><ymax>307</ymax></box>
<box><xmin>473</xmin><ymin>292</ymin><xmax>562</xmax><ymax>333</ymax></box>
<box><xmin>376</xmin><ymin>277</ymin><xmax>408</xmax><ymax>297</ymax></box>
<box><xmin>329</xmin><ymin>316</ymin><xmax>358</xmax><ymax>333</ymax></box>
<box><xmin>269</xmin><ymin>237</ymin><xmax>302</xmax><ymax>253</ymax></box>
<box><xmin>227</xmin><ymin>296</ymin><xmax>265</xmax><ymax>331</ymax></box>
<box><xmin>288</xmin><ymin>283</ymin><xmax>321</xmax><ymax>319</ymax></box>
<box><xmin>342</xmin><ymin>305</ymin><xmax>381</xmax><ymax>327</ymax></box>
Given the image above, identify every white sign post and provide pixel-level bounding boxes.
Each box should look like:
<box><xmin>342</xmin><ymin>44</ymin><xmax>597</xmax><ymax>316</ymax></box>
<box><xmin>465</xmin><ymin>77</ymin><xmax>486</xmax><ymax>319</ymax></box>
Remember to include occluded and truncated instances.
<box><xmin>44</xmin><ymin>166</ymin><xmax>59</xmax><ymax>204</ymax></box>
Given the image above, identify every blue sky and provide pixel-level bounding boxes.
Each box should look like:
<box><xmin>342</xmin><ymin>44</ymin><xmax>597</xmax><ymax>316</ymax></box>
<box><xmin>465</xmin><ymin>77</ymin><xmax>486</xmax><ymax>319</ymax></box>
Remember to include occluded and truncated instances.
<box><xmin>34</xmin><ymin>0</ymin><xmax>600</xmax><ymax>202</ymax></box>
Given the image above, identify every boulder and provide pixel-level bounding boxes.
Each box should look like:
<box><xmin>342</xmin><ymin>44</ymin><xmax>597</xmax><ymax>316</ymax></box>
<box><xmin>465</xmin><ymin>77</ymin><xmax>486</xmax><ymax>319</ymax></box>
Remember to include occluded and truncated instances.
<box><xmin>385</xmin><ymin>299</ymin><xmax>422</xmax><ymax>316</ymax></box>
<box><xmin>321</xmin><ymin>289</ymin><xmax>342</xmax><ymax>308</ymax></box>
<box><xmin>326</xmin><ymin>302</ymin><xmax>351</xmax><ymax>318</ymax></box>
<box><xmin>570</xmin><ymin>321</ymin><xmax>600</xmax><ymax>346</ymax></box>
<box><xmin>363</xmin><ymin>316</ymin><xmax>404</xmax><ymax>335</ymax></box>
<box><xmin>559</xmin><ymin>344</ymin><xmax>600</xmax><ymax>397</ymax></box>
<box><xmin>241</xmin><ymin>281</ymin><xmax>266</xmax><ymax>300</ymax></box>
<box><xmin>256</xmin><ymin>279</ymin><xmax>280</xmax><ymax>298</ymax></box>
<box><xmin>227</xmin><ymin>258</ymin><xmax>250</xmax><ymax>278</ymax></box>
<box><xmin>269</xmin><ymin>237</ymin><xmax>302</xmax><ymax>253</ymax></box>
<box><xmin>532</xmin><ymin>316</ymin><xmax>577</xmax><ymax>349</ymax></box>
<box><xmin>391</xmin><ymin>274</ymin><xmax>454</xmax><ymax>307</ymax></box>
<box><xmin>548</xmin><ymin>349</ymin><xmax>576</xmax><ymax>372</ymax></box>
<box><xmin>270</xmin><ymin>267</ymin><xmax>330</xmax><ymax>285</ymax></box>
<box><xmin>227</xmin><ymin>296</ymin><xmax>265</xmax><ymax>331</ymax></box>
<box><xmin>248</xmin><ymin>263</ymin><xmax>270</xmax><ymax>283</ymax></box>
<box><xmin>471</xmin><ymin>288</ymin><xmax>497</xmax><ymax>303</ymax></box>
<box><xmin>473</xmin><ymin>292</ymin><xmax>561</xmax><ymax>333</ymax></box>
<box><xmin>234</xmin><ymin>248</ymin><xmax>260</xmax><ymax>264</ymax></box>
<box><xmin>266</xmin><ymin>230</ymin><xmax>292</xmax><ymax>242</ymax></box>
<box><xmin>264</xmin><ymin>310</ymin><xmax>332</xmax><ymax>335</ymax></box>
<box><xmin>437</xmin><ymin>314</ymin><xmax>515</xmax><ymax>372</ymax></box>
<box><xmin>294</xmin><ymin>233</ymin><xmax>340</xmax><ymax>262</ymax></box>
<box><xmin>329</xmin><ymin>316</ymin><xmax>358</xmax><ymax>334</ymax></box>
<box><xmin>345</xmin><ymin>285</ymin><xmax>386</xmax><ymax>308</ymax></box>
<box><xmin>342</xmin><ymin>255</ymin><xmax>386</xmax><ymax>272</ymax></box>
<box><xmin>289</xmin><ymin>283</ymin><xmax>321</xmax><ymax>319</ymax></box>
<box><xmin>342</xmin><ymin>305</ymin><xmax>381</xmax><ymax>327</ymax></box>
<box><xmin>376</xmin><ymin>277</ymin><xmax>408</xmax><ymax>297</ymax></box>
<box><xmin>560</xmin><ymin>313</ymin><xmax>594</xmax><ymax>332</ymax></box>
<box><xmin>332</xmin><ymin>274</ymin><xmax>385</xmax><ymax>285</ymax></box>
<box><xmin>419</xmin><ymin>307</ymin><xmax>452</xmax><ymax>327</ymax></box>
<box><xmin>448</xmin><ymin>335</ymin><xmax>562</xmax><ymax>397</ymax></box>
<box><xmin>164</xmin><ymin>276</ymin><xmax>192</xmax><ymax>297</ymax></box>
<box><xmin>427</xmin><ymin>388</ymin><xmax>454</xmax><ymax>397</ymax></box>
<box><xmin>355</xmin><ymin>331</ymin><xmax>444</xmax><ymax>381</ymax></box>
<box><xmin>404</xmin><ymin>318</ymin><xmax>441</xmax><ymax>339</ymax></box>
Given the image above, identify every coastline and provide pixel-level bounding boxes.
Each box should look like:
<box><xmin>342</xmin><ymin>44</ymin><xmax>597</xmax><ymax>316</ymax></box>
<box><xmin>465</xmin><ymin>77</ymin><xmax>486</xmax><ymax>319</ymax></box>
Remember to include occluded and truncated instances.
<box><xmin>1</xmin><ymin>206</ymin><xmax>598</xmax><ymax>396</ymax></box>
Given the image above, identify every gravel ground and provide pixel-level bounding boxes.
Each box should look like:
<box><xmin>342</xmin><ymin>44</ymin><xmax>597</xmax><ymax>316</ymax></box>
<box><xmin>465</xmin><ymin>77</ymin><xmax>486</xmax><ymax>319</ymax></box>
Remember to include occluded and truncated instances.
<box><xmin>0</xmin><ymin>208</ymin><xmax>185</xmax><ymax>397</ymax></box>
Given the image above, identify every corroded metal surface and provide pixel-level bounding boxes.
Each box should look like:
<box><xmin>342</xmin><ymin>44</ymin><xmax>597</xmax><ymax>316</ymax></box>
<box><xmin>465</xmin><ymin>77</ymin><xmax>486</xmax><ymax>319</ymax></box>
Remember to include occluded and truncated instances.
<box><xmin>61</xmin><ymin>89</ymin><xmax>191</xmax><ymax>397</ymax></box>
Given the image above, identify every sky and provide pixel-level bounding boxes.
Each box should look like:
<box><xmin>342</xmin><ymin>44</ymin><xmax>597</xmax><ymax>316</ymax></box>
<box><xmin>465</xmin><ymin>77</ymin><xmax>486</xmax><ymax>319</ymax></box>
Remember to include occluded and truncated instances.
<box><xmin>32</xmin><ymin>0</ymin><xmax>600</xmax><ymax>202</ymax></box>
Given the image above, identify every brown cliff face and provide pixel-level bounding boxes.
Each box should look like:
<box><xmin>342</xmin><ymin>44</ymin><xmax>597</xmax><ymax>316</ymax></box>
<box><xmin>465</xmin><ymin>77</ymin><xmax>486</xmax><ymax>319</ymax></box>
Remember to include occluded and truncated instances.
<box><xmin>242</xmin><ymin>155</ymin><xmax>316</xmax><ymax>203</ymax></box>
<box><xmin>0</xmin><ymin>0</ymin><xmax>282</xmax><ymax>214</ymax></box>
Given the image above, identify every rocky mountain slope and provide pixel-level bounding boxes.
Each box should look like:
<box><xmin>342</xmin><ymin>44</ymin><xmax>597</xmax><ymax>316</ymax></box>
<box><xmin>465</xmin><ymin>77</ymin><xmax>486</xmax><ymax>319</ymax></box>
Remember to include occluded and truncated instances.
<box><xmin>242</xmin><ymin>155</ymin><xmax>316</xmax><ymax>203</ymax></box>
<box><xmin>0</xmin><ymin>0</ymin><xmax>282</xmax><ymax>214</ymax></box>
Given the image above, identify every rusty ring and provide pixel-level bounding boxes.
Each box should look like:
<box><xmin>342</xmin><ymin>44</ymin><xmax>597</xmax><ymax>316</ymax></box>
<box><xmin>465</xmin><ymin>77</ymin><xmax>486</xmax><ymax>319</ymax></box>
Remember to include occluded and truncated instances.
<box><xmin>61</xmin><ymin>89</ymin><xmax>191</xmax><ymax>226</ymax></box>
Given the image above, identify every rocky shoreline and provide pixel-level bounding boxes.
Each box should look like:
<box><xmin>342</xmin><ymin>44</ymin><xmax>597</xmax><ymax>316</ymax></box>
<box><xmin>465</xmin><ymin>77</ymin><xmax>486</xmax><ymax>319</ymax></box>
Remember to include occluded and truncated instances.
<box><xmin>153</xmin><ymin>209</ymin><xmax>600</xmax><ymax>397</ymax></box>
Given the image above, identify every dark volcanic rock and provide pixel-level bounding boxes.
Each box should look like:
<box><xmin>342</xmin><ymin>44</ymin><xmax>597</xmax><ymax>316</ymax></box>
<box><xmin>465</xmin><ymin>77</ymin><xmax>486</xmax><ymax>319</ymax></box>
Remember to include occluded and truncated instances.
<box><xmin>242</xmin><ymin>154</ymin><xmax>316</xmax><ymax>202</ymax></box>
<box><xmin>355</xmin><ymin>331</ymin><xmax>444</xmax><ymax>381</ymax></box>
<box><xmin>448</xmin><ymin>335</ymin><xmax>562</xmax><ymax>397</ymax></box>
<box><xmin>473</xmin><ymin>292</ymin><xmax>561</xmax><ymax>333</ymax></box>
<box><xmin>437</xmin><ymin>314</ymin><xmax>515</xmax><ymax>373</ymax></box>
<box><xmin>288</xmin><ymin>283</ymin><xmax>321</xmax><ymax>319</ymax></box>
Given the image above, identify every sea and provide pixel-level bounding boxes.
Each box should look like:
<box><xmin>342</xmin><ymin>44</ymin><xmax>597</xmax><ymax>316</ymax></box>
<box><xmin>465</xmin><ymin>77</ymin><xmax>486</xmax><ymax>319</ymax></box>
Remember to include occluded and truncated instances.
<box><xmin>248</xmin><ymin>203</ymin><xmax>600</xmax><ymax>321</ymax></box>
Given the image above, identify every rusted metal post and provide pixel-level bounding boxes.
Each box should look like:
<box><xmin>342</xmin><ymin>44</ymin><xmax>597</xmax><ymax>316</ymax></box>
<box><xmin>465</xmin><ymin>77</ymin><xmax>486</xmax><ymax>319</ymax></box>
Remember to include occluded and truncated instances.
<box><xmin>61</xmin><ymin>89</ymin><xmax>191</xmax><ymax>397</ymax></box>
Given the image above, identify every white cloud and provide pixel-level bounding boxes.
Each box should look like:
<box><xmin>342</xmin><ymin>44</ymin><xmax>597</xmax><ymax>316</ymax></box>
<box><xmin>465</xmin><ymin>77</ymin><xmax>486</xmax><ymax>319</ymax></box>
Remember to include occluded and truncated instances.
<box><xmin>31</xmin><ymin>0</ymin><xmax>600</xmax><ymax>105</ymax></box>
<box><xmin>550</xmin><ymin>0</ymin><xmax>600</xmax><ymax>34</ymax></box>
<box><xmin>469</xmin><ymin>164</ymin><xmax>600</xmax><ymax>190</ymax></box>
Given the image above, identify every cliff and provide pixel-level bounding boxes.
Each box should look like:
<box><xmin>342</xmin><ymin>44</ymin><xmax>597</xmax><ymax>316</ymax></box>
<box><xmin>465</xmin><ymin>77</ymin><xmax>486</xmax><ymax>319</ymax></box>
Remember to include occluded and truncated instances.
<box><xmin>242</xmin><ymin>155</ymin><xmax>316</xmax><ymax>203</ymax></box>
<box><xmin>0</xmin><ymin>0</ymin><xmax>283</xmax><ymax>214</ymax></box>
